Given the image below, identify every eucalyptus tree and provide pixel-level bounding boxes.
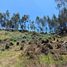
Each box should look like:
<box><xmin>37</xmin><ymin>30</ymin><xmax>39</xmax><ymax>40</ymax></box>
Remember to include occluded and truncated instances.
<box><xmin>55</xmin><ymin>0</ymin><xmax>67</xmax><ymax>34</ymax></box>
<box><xmin>47</xmin><ymin>15</ymin><xmax>57</xmax><ymax>33</ymax></box>
<box><xmin>47</xmin><ymin>16</ymin><xmax>53</xmax><ymax>33</ymax></box>
<box><xmin>5</xmin><ymin>10</ymin><xmax>10</xmax><ymax>29</ymax></box>
<box><xmin>0</xmin><ymin>13</ymin><xmax>3</xmax><ymax>27</ymax></box>
<box><xmin>55</xmin><ymin>0</ymin><xmax>67</xmax><ymax>7</ymax></box>
<box><xmin>43</xmin><ymin>16</ymin><xmax>47</xmax><ymax>32</ymax></box>
<box><xmin>36</xmin><ymin>16</ymin><xmax>40</xmax><ymax>32</ymax></box>
<box><xmin>30</xmin><ymin>20</ymin><xmax>36</xmax><ymax>31</ymax></box>
<box><xmin>58</xmin><ymin>8</ymin><xmax>67</xmax><ymax>31</ymax></box>
<box><xmin>52</xmin><ymin>15</ymin><xmax>59</xmax><ymax>33</ymax></box>
<box><xmin>55</xmin><ymin>0</ymin><xmax>67</xmax><ymax>10</ymax></box>
<box><xmin>36</xmin><ymin>16</ymin><xmax>46</xmax><ymax>33</ymax></box>
<box><xmin>11</xmin><ymin>13</ymin><xmax>20</xmax><ymax>30</ymax></box>
<box><xmin>21</xmin><ymin>15</ymin><xmax>29</xmax><ymax>30</ymax></box>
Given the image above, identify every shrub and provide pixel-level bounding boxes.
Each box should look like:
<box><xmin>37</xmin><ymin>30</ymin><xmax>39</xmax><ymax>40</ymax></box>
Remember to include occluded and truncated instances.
<box><xmin>20</xmin><ymin>46</ymin><xmax>23</xmax><ymax>50</ymax></box>
<box><xmin>16</xmin><ymin>42</ymin><xmax>19</xmax><ymax>46</ymax></box>
<box><xmin>5</xmin><ymin>44</ymin><xmax>10</xmax><ymax>49</ymax></box>
<box><xmin>21</xmin><ymin>40</ymin><xmax>25</xmax><ymax>43</ymax></box>
<box><xmin>47</xmin><ymin>44</ymin><xmax>53</xmax><ymax>49</ymax></box>
<box><xmin>41</xmin><ymin>47</ymin><xmax>49</xmax><ymax>55</ymax></box>
<box><xmin>41</xmin><ymin>39</ymin><xmax>49</xmax><ymax>44</ymax></box>
<box><xmin>10</xmin><ymin>42</ymin><xmax>14</xmax><ymax>46</ymax></box>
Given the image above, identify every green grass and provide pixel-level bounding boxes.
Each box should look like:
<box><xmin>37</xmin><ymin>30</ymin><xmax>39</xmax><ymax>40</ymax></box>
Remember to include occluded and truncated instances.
<box><xmin>39</xmin><ymin>54</ymin><xmax>55</xmax><ymax>64</ymax></box>
<box><xmin>0</xmin><ymin>30</ymin><xmax>52</xmax><ymax>42</ymax></box>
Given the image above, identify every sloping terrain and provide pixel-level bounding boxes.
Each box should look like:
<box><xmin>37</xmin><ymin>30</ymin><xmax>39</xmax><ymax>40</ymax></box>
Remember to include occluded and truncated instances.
<box><xmin>0</xmin><ymin>30</ymin><xmax>67</xmax><ymax>67</ymax></box>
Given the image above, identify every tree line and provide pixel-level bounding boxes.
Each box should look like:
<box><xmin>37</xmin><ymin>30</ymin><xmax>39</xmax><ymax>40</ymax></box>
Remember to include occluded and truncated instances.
<box><xmin>0</xmin><ymin>0</ymin><xmax>67</xmax><ymax>34</ymax></box>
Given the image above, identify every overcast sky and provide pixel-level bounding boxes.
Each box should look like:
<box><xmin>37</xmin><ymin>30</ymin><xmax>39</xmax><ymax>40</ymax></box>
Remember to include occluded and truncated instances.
<box><xmin>0</xmin><ymin>0</ymin><xmax>59</xmax><ymax>19</ymax></box>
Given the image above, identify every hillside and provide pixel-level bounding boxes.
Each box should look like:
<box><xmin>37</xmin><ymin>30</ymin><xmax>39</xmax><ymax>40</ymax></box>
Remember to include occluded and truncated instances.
<box><xmin>0</xmin><ymin>30</ymin><xmax>67</xmax><ymax>67</ymax></box>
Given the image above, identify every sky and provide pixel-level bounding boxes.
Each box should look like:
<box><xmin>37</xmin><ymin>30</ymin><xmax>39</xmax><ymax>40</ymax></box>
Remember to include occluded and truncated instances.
<box><xmin>0</xmin><ymin>0</ymin><xmax>59</xmax><ymax>20</ymax></box>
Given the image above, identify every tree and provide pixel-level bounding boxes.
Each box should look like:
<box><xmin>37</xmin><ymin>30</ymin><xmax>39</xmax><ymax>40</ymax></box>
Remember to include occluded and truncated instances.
<box><xmin>57</xmin><ymin>8</ymin><xmax>67</xmax><ymax>34</ymax></box>
<box><xmin>55</xmin><ymin>0</ymin><xmax>67</xmax><ymax>34</ymax></box>
<box><xmin>47</xmin><ymin>15</ymin><xmax>59</xmax><ymax>33</ymax></box>
<box><xmin>47</xmin><ymin>16</ymin><xmax>53</xmax><ymax>33</ymax></box>
<box><xmin>11</xmin><ymin>13</ymin><xmax>20</xmax><ymax>30</ymax></box>
<box><xmin>21</xmin><ymin>15</ymin><xmax>29</xmax><ymax>30</ymax></box>
<box><xmin>36</xmin><ymin>16</ymin><xmax>40</xmax><ymax>32</ymax></box>
<box><xmin>55</xmin><ymin>0</ymin><xmax>67</xmax><ymax>17</ymax></box>
<box><xmin>0</xmin><ymin>13</ymin><xmax>3</xmax><ymax>27</ymax></box>
<box><xmin>5</xmin><ymin>10</ymin><xmax>10</xmax><ymax>29</ymax></box>
<box><xmin>55</xmin><ymin>0</ymin><xmax>67</xmax><ymax>8</ymax></box>
<box><xmin>36</xmin><ymin>16</ymin><xmax>46</xmax><ymax>32</ymax></box>
<box><xmin>30</xmin><ymin>21</ymin><xmax>36</xmax><ymax>31</ymax></box>
<box><xmin>6</xmin><ymin>10</ymin><xmax>10</xmax><ymax>19</ymax></box>
<box><xmin>52</xmin><ymin>15</ymin><xmax>59</xmax><ymax>32</ymax></box>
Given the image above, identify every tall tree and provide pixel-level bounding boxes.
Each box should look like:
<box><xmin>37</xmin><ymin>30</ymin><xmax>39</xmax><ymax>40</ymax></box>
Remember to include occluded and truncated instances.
<box><xmin>55</xmin><ymin>0</ymin><xmax>67</xmax><ymax>34</ymax></box>
<box><xmin>47</xmin><ymin>16</ymin><xmax>53</xmax><ymax>33</ymax></box>
<box><xmin>5</xmin><ymin>10</ymin><xmax>10</xmax><ymax>29</ymax></box>
<box><xmin>0</xmin><ymin>13</ymin><xmax>3</xmax><ymax>27</ymax></box>
<box><xmin>30</xmin><ymin>20</ymin><xmax>36</xmax><ymax>31</ymax></box>
<box><xmin>36</xmin><ymin>16</ymin><xmax>46</xmax><ymax>32</ymax></box>
<box><xmin>11</xmin><ymin>13</ymin><xmax>20</xmax><ymax>30</ymax></box>
<box><xmin>21</xmin><ymin>15</ymin><xmax>29</xmax><ymax>30</ymax></box>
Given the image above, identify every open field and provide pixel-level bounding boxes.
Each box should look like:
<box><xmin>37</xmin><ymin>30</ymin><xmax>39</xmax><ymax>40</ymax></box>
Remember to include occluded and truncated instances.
<box><xmin>0</xmin><ymin>30</ymin><xmax>67</xmax><ymax>67</ymax></box>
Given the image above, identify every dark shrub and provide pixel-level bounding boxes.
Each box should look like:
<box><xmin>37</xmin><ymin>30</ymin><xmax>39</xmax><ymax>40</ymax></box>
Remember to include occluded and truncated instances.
<box><xmin>39</xmin><ymin>38</ymin><xmax>42</xmax><ymax>40</ymax></box>
<box><xmin>47</xmin><ymin>44</ymin><xmax>53</xmax><ymax>49</ymax></box>
<box><xmin>22</xmin><ymin>30</ymin><xmax>28</xmax><ymax>32</ymax></box>
<box><xmin>56</xmin><ymin>44</ymin><xmax>61</xmax><ymax>49</ymax></box>
<box><xmin>41</xmin><ymin>47</ymin><xmax>49</xmax><ymax>55</ymax></box>
<box><xmin>20</xmin><ymin>46</ymin><xmax>23</xmax><ymax>50</ymax></box>
<box><xmin>23</xmin><ymin>36</ymin><xmax>26</xmax><ymax>39</ymax></box>
<box><xmin>21</xmin><ymin>40</ymin><xmax>25</xmax><ymax>43</ymax></box>
<box><xmin>57</xmin><ymin>39</ymin><xmax>59</xmax><ymax>42</ymax></box>
<box><xmin>28</xmin><ymin>41</ymin><xmax>32</xmax><ymax>44</ymax></box>
<box><xmin>51</xmin><ymin>51</ymin><xmax>54</xmax><ymax>54</ymax></box>
<box><xmin>16</xmin><ymin>42</ymin><xmax>19</xmax><ymax>46</ymax></box>
<box><xmin>32</xmin><ymin>31</ymin><xmax>37</xmax><ymax>35</ymax></box>
<box><xmin>0</xmin><ymin>40</ymin><xmax>2</xmax><ymax>42</ymax></box>
<box><xmin>10</xmin><ymin>42</ymin><xmax>14</xmax><ymax>46</ymax></box>
<box><xmin>37</xmin><ymin>44</ymin><xmax>40</xmax><ymax>48</ymax></box>
<box><xmin>26</xmin><ymin>51</ymin><xmax>35</xmax><ymax>59</ymax></box>
<box><xmin>48</xmin><ymin>37</ymin><xmax>52</xmax><ymax>40</ymax></box>
<box><xmin>41</xmin><ymin>39</ymin><xmax>49</xmax><ymax>44</ymax></box>
<box><xmin>53</xmin><ymin>37</ymin><xmax>55</xmax><ymax>41</ymax></box>
<box><xmin>5</xmin><ymin>44</ymin><xmax>10</xmax><ymax>49</ymax></box>
<box><xmin>50</xmin><ymin>41</ymin><xmax>53</xmax><ymax>43</ymax></box>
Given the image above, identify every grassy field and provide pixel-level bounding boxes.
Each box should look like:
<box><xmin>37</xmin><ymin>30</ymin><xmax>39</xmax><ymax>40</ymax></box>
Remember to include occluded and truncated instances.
<box><xmin>0</xmin><ymin>30</ymin><xmax>67</xmax><ymax>67</ymax></box>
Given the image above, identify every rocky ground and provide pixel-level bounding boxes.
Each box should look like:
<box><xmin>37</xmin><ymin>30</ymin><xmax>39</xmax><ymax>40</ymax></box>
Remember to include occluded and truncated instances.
<box><xmin>0</xmin><ymin>30</ymin><xmax>67</xmax><ymax>67</ymax></box>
